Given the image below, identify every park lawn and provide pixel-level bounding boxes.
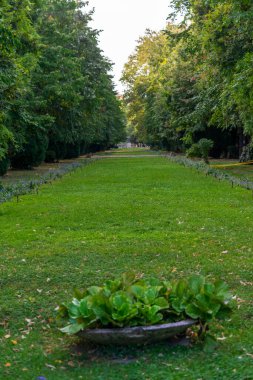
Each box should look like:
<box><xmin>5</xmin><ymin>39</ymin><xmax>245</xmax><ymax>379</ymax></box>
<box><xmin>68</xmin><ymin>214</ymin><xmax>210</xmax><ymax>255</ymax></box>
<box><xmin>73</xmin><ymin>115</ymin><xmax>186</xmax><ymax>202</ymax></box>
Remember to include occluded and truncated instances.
<box><xmin>0</xmin><ymin>159</ymin><xmax>87</xmax><ymax>186</ymax></box>
<box><xmin>94</xmin><ymin>148</ymin><xmax>161</xmax><ymax>156</ymax></box>
<box><xmin>0</xmin><ymin>157</ymin><xmax>252</xmax><ymax>380</ymax></box>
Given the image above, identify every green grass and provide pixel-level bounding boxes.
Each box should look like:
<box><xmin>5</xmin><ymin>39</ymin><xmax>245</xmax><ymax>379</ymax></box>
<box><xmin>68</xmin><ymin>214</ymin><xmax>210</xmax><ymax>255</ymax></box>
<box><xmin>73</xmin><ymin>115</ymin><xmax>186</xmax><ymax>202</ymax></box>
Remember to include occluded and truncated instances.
<box><xmin>210</xmin><ymin>159</ymin><xmax>253</xmax><ymax>181</ymax></box>
<box><xmin>94</xmin><ymin>148</ymin><xmax>161</xmax><ymax>156</ymax></box>
<box><xmin>1</xmin><ymin>159</ymin><xmax>85</xmax><ymax>186</ymax></box>
<box><xmin>0</xmin><ymin>157</ymin><xmax>252</xmax><ymax>380</ymax></box>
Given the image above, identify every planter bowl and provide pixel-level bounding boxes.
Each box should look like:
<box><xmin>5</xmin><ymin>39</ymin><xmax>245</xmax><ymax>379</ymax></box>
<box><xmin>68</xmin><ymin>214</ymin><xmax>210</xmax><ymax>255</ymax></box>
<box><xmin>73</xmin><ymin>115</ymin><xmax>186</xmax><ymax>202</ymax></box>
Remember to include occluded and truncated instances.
<box><xmin>77</xmin><ymin>319</ymin><xmax>196</xmax><ymax>345</ymax></box>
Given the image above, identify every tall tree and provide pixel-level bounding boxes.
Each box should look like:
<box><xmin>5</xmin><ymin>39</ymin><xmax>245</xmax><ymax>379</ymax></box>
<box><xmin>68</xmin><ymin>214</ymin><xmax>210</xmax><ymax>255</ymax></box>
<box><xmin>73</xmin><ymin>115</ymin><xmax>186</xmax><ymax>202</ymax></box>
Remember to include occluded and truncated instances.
<box><xmin>0</xmin><ymin>0</ymin><xmax>39</xmax><ymax>171</ymax></box>
<box><xmin>123</xmin><ymin>0</ymin><xmax>253</xmax><ymax>158</ymax></box>
<box><xmin>0</xmin><ymin>0</ymin><xmax>126</xmax><ymax>172</ymax></box>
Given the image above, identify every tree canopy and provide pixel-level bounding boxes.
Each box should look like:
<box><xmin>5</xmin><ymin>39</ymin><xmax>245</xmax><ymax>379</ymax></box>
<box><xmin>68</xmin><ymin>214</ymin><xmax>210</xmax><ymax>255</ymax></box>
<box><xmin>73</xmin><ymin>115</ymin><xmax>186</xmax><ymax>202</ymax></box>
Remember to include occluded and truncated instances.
<box><xmin>0</xmin><ymin>0</ymin><xmax>126</xmax><ymax>173</ymax></box>
<box><xmin>122</xmin><ymin>0</ymin><xmax>253</xmax><ymax>159</ymax></box>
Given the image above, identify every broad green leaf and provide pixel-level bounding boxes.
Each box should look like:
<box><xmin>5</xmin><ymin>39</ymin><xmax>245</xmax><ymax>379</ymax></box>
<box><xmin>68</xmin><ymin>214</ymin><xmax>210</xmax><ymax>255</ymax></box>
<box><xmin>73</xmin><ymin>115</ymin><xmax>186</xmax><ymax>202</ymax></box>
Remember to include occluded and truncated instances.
<box><xmin>175</xmin><ymin>280</ymin><xmax>188</xmax><ymax>298</ymax></box>
<box><xmin>185</xmin><ymin>304</ymin><xmax>202</xmax><ymax>319</ymax></box>
<box><xmin>129</xmin><ymin>285</ymin><xmax>145</xmax><ymax>300</ymax></box>
<box><xmin>143</xmin><ymin>287</ymin><xmax>160</xmax><ymax>305</ymax></box>
<box><xmin>203</xmin><ymin>283</ymin><xmax>215</xmax><ymax>296</ymax></box>
<box><xmin>189</xmin><ymin>276</ymin><xmax>205</xmax><ymax>295</ymax></box>
<box><xmin>60</xmin><ymin>323</ymin><xmax>84</xmax><ymax>335</ymax></box>
<box><xmin>68</xmin><ymin>302</ymin><xmax>81</xmax><ymax>319</ymax></box>
<box><xmin>79</xmin><ymin>297</ymin><xmax>95</xmax><ymax>318</ymax></box>
<box><xmin>154</xmin><ymin>297</ymin><xmax>169</xmax><ymax>309</ymax></box>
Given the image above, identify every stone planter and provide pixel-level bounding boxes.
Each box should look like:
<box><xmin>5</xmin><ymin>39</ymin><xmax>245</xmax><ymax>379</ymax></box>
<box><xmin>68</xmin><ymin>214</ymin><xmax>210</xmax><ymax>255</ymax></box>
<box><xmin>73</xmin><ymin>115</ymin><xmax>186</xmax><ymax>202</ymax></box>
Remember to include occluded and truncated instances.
<box><xmin>77</xmin><ymin>319</ymin><xmax>196</xmax><ymax>345</ymax></box>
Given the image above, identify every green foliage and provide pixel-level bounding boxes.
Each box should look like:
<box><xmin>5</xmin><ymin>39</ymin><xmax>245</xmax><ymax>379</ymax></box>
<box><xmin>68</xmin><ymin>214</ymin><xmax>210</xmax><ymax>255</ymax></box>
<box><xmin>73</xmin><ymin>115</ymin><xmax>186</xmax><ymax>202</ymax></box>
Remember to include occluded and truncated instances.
<box><xmin>58</xmin><ymin>273</ymin><xmax>233</xmax><ymax>334</ymax></box>
<box><xmin>186</xmin><ymin>144</ymin><xmax>202</xmax><ymax>159</ymax></box>
<box><xmin>187</xmin><ymin>139</ymin><xmax>214</xmax><ymax>164</ymax></box>
<box><xmin>123</xmin><ymin>0</ymin><xmax>253</xmax><ymax>156</ymax></box>
<box><xmin>0</xmin><ymin>0</ymin><xmax>126</xmax><ymax>171</ymax></box>
<box><xmin>198</xmin><ymin>139</ymin><xmax>214</xmax><ymax>163</ymax></box>
<box><xmin>0</xmin><ymin>123</ymin><xmax>13</xmax><ymax>175</ymax></box>
<box><xmin>0</xmin><ymin>157</ymin><xmax>10</xmax><ymax>176</ymax></box>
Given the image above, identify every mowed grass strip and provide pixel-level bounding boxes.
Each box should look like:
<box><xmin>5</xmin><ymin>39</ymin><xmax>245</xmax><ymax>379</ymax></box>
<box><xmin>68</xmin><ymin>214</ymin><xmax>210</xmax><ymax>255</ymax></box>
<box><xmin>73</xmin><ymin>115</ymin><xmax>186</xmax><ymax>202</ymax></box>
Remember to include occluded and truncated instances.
<box><xmin>0</xmin><ymin>157</ymin><xmax>252</xmax><ymax>380</ymax></box>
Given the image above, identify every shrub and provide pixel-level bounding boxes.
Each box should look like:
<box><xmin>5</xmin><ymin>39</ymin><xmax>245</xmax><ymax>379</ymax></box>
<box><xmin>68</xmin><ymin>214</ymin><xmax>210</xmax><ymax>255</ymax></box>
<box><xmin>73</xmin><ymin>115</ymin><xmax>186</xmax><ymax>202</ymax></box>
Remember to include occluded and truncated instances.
<box><xmin>186</xmin><ymin>144</ymin><xmax>202</xmax><ymax>159</ymax></box>
<box><xmin>187</xmin><ymin>139</ymin><xmax>214</xmax><ymax>164</ymax></box>
<box><xmin>198</xmin><ymin>139</ymin><xmax>214</xmax><ymax>163</ymax></box>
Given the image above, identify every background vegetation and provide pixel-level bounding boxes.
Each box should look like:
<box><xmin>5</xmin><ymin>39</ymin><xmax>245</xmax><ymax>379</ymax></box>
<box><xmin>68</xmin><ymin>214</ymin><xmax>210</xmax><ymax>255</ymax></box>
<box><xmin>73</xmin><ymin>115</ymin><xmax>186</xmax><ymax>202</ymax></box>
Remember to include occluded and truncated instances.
<box><xmin>122</xmin><ymin>0</ymin><xmax>253</xmax><ymax>160</ymax></box>
<box><xmin>0</xmin><ymin>0</ymin><xmax>126</xmax><ymax>174</ymax></box>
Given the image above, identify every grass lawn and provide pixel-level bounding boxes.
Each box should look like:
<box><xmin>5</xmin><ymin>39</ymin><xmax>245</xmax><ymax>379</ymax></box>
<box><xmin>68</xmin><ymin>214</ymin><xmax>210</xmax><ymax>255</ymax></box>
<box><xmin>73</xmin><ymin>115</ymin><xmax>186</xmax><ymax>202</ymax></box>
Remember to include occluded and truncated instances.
<box><xmin>0</xmin><ymin>159</ymin><xmax>87</xmax><ymax>186</ymax></box>
<box><xmin>94</xmin><ymin>148</ymin><xmax>161</xmax><ymax>156</ymax></box>
<box><xmin>0</xmin><ymin>156</ymin><xmax>252</xmax><ymax>379</ymax></box>
<box><xmin>210</xmin><ymin>159</ymin><xmax>253</xmax><ymax>182</ymax></box>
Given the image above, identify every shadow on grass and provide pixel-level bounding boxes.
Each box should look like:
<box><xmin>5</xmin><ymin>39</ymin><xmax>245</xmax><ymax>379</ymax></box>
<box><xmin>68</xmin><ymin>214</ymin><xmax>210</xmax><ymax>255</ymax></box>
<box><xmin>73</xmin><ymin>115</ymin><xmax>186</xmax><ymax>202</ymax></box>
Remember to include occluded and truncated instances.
<box><xmin>70</xmin><ymin>335</ymin><xmax>192</xmax><ymax>365</ymax></box>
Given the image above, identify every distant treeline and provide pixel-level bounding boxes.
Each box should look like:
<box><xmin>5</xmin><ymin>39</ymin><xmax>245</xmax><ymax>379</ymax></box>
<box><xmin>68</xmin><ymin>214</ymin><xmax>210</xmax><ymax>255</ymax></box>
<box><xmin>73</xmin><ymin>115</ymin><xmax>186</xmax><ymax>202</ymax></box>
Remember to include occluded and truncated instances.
<box><xmin>122</xmin><ymin>0</ymin><xmax>253</xmax><ymax>161</ymax></box>
<box><xmin>0</xmin><ymin>0</ymin><xmax>126</xmax><ymax>175</ymax></box>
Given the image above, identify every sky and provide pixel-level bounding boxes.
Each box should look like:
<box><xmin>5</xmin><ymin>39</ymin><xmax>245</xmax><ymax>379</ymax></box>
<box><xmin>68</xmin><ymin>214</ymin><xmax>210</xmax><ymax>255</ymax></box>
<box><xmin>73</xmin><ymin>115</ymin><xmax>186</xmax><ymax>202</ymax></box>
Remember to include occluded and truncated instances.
<box><xmin>87</xmin><ymin>0</ymin><xmax>171</xmax><ymax>93</ymax></box>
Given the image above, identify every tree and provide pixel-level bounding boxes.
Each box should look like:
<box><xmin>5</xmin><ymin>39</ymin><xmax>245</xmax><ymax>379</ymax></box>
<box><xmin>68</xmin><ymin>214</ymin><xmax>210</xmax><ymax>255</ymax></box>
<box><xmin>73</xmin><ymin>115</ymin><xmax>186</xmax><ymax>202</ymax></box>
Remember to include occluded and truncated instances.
<box><xmin>0</xmin><ymin>0</ymin><xmax>39</xmax><ymax>171</ymax></box>
<box><xmin>0</xmin><ymin>0</ymin><xmax>126</xmax><ymax>172</ymax></box>
<box><xmin>122</xmin><ymin>0</ymin><xmax>253</xmax><ymax>158</ymax></box>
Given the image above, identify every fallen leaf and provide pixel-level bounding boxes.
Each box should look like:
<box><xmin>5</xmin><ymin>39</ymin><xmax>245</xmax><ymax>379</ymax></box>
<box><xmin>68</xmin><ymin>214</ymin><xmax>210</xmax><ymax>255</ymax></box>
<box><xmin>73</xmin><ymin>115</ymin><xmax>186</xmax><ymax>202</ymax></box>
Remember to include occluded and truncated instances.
<box><xmin>11</xmin><ymin>340</ymin><xmax>18</xmax><ymax>345</ymax></box>
<box><xmin>45</xmin><ymin>363</ymin><xmax>56</xmax><ymax>370</ymax></box>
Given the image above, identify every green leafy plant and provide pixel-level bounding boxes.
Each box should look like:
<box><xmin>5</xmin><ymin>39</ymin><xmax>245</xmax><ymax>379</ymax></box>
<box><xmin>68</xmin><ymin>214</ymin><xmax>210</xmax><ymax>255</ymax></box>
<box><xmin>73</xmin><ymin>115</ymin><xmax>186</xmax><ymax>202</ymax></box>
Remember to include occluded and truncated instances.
<box><xmin>198</xmin><ymin>139</ymin><xmax>214</xmax><ymax>164</ymax></box>
<box><xmin>187</xmin><ymin>139</ymin><xmax>214</xmax><ymax>164</ymax></box>
<box><xmin>186</xmin><ymin>143</ymin><xmax>202</xmax><ymax>160</ymax></box>
<box><xmin>58</xmin><ymin>273</ymin><xmax>234</xmax><ymax>338</ymax></box>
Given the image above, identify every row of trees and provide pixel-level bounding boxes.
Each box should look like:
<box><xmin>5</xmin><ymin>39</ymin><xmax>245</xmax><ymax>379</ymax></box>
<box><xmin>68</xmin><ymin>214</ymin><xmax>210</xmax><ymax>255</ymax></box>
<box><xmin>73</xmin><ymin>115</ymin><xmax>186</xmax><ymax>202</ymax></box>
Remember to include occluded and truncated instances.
<box><xmin>122</xmin><ymin>0</ymin><xmax>253</xmax><ymax>160</ymax></box>
<box><xmin>0</xmin><ymin>0</ymin><xmax>126</xmax><ymax>175</ymax></box>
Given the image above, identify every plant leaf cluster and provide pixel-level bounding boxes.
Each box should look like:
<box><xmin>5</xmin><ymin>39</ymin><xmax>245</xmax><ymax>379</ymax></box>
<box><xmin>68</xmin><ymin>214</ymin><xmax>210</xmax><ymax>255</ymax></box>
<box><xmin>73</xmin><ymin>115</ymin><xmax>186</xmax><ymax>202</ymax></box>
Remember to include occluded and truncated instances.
<box><xmin>58</xmin><ymin>273</ymin><xmax>234</xmax><ymax>335</ymax></box>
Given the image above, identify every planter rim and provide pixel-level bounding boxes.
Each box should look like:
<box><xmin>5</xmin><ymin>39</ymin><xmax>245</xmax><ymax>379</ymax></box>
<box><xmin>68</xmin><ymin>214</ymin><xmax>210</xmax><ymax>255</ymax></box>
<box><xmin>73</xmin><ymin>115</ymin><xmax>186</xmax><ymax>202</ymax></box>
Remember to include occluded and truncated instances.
<box><xmin>78</xmin><ymin>319</ymin><xmax>196</xmax><ymax>335</ymax></box>
<box><xmin>77</xmin><ymin>319</ymin><xmax>197</xmax><ymax>345</ymax></box>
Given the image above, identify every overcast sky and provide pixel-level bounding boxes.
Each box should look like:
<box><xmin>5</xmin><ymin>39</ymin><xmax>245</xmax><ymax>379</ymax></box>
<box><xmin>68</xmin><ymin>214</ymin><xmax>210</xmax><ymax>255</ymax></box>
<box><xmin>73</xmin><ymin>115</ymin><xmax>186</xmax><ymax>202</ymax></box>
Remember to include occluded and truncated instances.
<box><xmin>87</xmin><ymin>0</ymin><xmax>171</xmax><ymax>93</ymax></box>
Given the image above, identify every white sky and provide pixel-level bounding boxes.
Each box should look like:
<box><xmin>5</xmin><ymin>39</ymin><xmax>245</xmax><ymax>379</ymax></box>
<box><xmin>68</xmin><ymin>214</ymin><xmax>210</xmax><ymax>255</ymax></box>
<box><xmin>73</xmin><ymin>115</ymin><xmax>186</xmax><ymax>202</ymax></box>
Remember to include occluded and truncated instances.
<box><xmin>87</xmin><ymin>0</ymin><xmax>171</xmax><ymax>93</ymax></box>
